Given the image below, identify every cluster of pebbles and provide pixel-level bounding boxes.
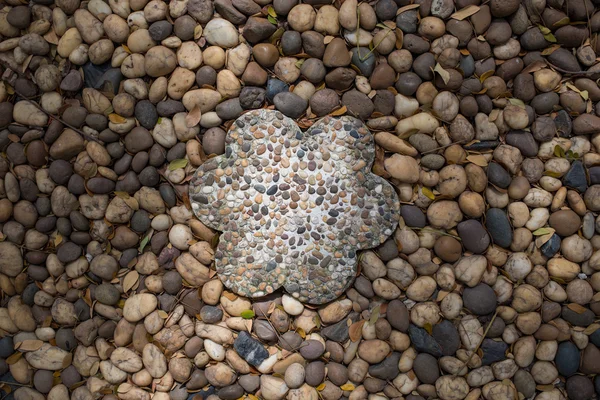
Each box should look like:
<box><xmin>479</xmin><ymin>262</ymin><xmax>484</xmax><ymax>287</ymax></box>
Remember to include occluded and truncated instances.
<box><xmin>3</xmin><ymin>0</ymin><xmax>600</xmax><ymax>398</ymax></box>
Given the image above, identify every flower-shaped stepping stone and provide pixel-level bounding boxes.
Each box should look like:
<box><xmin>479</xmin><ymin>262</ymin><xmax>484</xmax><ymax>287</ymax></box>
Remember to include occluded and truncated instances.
<box><xmin>189</xmin><ymin>109</ymin><xmax>400</xmax><ymax>304</ymax></box>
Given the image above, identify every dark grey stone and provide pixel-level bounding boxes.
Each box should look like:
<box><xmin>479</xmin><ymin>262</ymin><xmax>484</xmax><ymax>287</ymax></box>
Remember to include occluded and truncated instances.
<box><xmin>234</xmin><ymin>331</ymin><xmax>269</xmax><ymax>367</ymax></box>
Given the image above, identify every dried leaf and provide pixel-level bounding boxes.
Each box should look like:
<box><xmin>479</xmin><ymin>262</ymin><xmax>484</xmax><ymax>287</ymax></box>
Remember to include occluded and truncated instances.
<box><xmin>349</xmin><ymin>320</ymin><xmax>365</xmax><ymax>342</ymax></box>
<box><xmin>552</xmin><ymin>17</ymin><xmax>570</xmax><ymax>27</ymax></box>
<box><xmin>543</xmin><ymin>170</ymin><xmax>562</xmax><ymax>178</ymax></box>
<box><xmin>544</xmin><ymin>32</ymin><xmax>557</xmax><ymax>43</ymax></box>
<box><xmin>341</xmin><ymin>383</ymin><xmax>356</xmax><ymax>391</ymax></box>
<box><xmin>194</xmin><ymin>25</ymin><xmax>203</xmax><ymax>40</ymax></box>
<box><xmin>267</xmin><ymin>6</ymin><xmax>277</xmax><ymax>18</ymax></box>
<box><xmin>121</xmin><ymin>44</ymin><xmax>131</xmax><ymax>54</ymax></box>
<box><xmin>508</xmin><ymin>98</ymin><xmax>526</xmax><ymax>108</ymax></box>
<box><xmin>424</xmin><ymin>322</ymin><xmax>433</xmax><ymax>334</ymax></box>
<box><xmin>479</xmin><ymin>70</ymin><xmax>494</xmax><ymax>82</ymax></box>
<box><xmin>6</xmin><ymin>352</ymin><xmax>22</xmax><ymax>364</ymax></box>
<box><xmin>186</xmin><ymin>106</ymin><xmax>202</xmax><ymax>128</ymax></box>
<box><xmin>323</xmin><ymin>35</ymin><xmax>335</xmax><ymax>44</ymax></box>
<box><xmin>396</xmin><ymin>3</ymin><xmax>420</xmax><ymax>15</ymax></box>
<box><xmin>466</xmin><ymin>154</ymin><xmax>488</xmax><ymax>167</ymax></box>
<box><xmin>395</xmin><ymin>28</ymin><xmax>403</xmax><ymax>49</ymax></box>
<box><xmin>554</xmin><ymin>144</ymin><xmax>566</xmax><ymax>158</ymax></box>
<box><xmin>139</xmin><ymin>233</ymin><xmax>151</xmax><ymax>253</ymax></box>
<box><xmin>222</xmin><ymin>291</ymin><xmax>238</xmax><ymax>301</ymax></box>
<box><xmin>267</xmin><ymin>14</ymin><xmax>277</xmax><ymax>24</ymax></box>
<box><xmin>16</xmin><ymin>340</ymin><xmax>43</xmax><ymax>352</ymax></box>
<box><xmin>532</xmin><ymin>227</ymin><xmax>554</xmax><ymax>236</ymax></box>
<box><xmin>316</xmin><ymin>383</ymin><xmax>326</xmax><ymax>391</ymax></box>
<box><xmin>123</xmin><ymin>270</ymin><xmax>139</xmax><ymax>292</ymax></box>
<box><xmin>108</xmin><ymin>113</ymin><xmax>127</xmax><ymax>124</ymax></box>
<box><xmin>567</xmin><ymin>303</ymin><xmax>588</xmax><ymax>314</ymax></box>
<box><xmin>538</xmin><ymin>25</ymin><xmax>551</xmax><ymax>35</ymax></box>
<box><xmin>421</xmin><ymin>187</ymin><xmax>435</xmax><ymax>200</ymax></box>
<box><xmin>584</xmin><ymin>323</ymin><xmax>600</xmax><ymax>335</ymax></box>
<box><xmin>535</xmin><ymin>232</ymin><xmax>555</xmax><ymax>248</ymax></box>
<box><xmin>296</xmin><ymin>327</ymin><xmax>306</xmax><ymax>338</ymax></box>
<box><xmin>451</xmin><ymin>5</ymin><xmax>480</xmax><ymax>20</ymax></box>
<box><xmin>369</xmin><ymin>305</ymin><xmax>380</xmax><ymax>325</ymax></box>
<box><xmin>157</xmin><ymin>310</ymin><xmax>168</xmax><ymax>319</ymax></box>
<box><xmin>432</xmin><ymin>63</ymin><xmax>450</xmax><ymax>84</ymax></box>
<box><xmin>54</xmin><ymin>232</ymin><xmax>63</xmax><ymax>247</ymax></box>
<box><xmin>541</xmin><ymin>45</ymin><xmax>560</xmax><ymax>55</ymax></box>
<box><xmin>330</xmin><ymin>105</ymin><xmax>347</xmax><ymax>116</ymax></box>
<box><xmin>580</xmin><ymin>90</ymin><xmax>589</xmax><ymax>100</ymax></box>
<box><xmin>241</xmin><ymin>310</ymin><xmax>255</xmax><ymax>319</ymax></box>
<box><xmin>117</xmin><ymin>383</ymin><xmax>133</xmax><ymax>393</ymax></box>
<box><xmin>169</xmin><ymin>159</ymin><xmax>188</xmax><ymax>170</ymax></box>
<box><xmin>114</xmin><ymin>191</ymin><xmax>130</xmax><ymax>199</ymax></box>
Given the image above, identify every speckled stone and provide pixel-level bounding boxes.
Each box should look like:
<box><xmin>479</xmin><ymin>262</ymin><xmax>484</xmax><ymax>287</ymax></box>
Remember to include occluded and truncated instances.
<box><xmin>189</xmin><ymin>110</ymin><xmax>400</xmax><ymax>304</ymax></box>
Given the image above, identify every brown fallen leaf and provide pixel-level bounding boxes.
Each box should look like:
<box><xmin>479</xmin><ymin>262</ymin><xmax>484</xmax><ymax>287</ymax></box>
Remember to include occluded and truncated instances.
<box><xmin>186</xmin><ymin>106</ymin><xmax>202</xmax><ymax>128</ymax></box>
<box><xmin>349</xmin><ymin>320</ymin><xmax>366</xmax><ymax>342</ymax></box>
<box><xmin>451</xmin><ymin>5</ymin><xmax>480</xmax><ymax>20</ymax></box>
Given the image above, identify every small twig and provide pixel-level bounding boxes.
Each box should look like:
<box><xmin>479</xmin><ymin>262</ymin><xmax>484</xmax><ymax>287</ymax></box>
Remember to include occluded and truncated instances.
<box><xmin>257</xmin><ymin>307</ymin><xmax>301</xmax><ymax>353</ymax></box>
<box><xmin>0</xmin><ymin>78</ymin><xmax>101</xmax><ymax>143</ymax></box>
<box><xmin>455</xmin><ymin>310</ymin><xmax>498</xmax><ymax>376</ymax></box>
<box><xmin>360</xmin><ymin>28</ymin><xmax>395</xmax><ymax>62</ymax></box>
<box><xmin>421</xmin><ymin>140</ymin><xmax>467</xmax><ymax>155</ymax></box>
<box><xmin>547</xmin><ymin>62</ymin><xmax>600</xmax><ymax>76</ymax></box>
<box><xmin>411</xmin><ymin>227</ymin><xmax>461</xmax><ymax>240</ymax></box>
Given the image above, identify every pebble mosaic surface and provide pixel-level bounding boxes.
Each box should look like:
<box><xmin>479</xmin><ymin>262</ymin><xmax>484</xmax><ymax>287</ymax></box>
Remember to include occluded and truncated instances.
<box><xmin>190</xmin><ymin>109</ymin><xmax>400</xmax><ymax>303</ymax></box>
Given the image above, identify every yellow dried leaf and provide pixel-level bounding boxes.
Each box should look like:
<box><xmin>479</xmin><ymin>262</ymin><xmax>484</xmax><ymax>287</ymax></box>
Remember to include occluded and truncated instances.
<box><xmin>123</xmin><ymin>270</ymin><xmax>139</xmax><ymax>293</ymax></box>
<box><xmin>479</xmin><ymin>70</ymin><xmax>494</xmax><ymax>82</ymax></box>
<box><xmin>451</xmin><ymin>5</ymin><xmax>480</xmax><ymax>20</ymax></box>
<box><xmin>194</xmin><ymin>25</ymin><xmax>203</xmax><ymax>40</ymax></box>
<box><xmin>122</xmin><ymin>44</ymin><xmax>131</xmax><ymax>54</ymax></box>
<box><xmin>580</xmin><ymin>90</ymin><xmax>589</xmax><ymax>100</ymax></box>
<box><xmin>341</xmin><ymin>383</ymin><xmax>356</xmax><ymax>391</ymax></box>
<box><xmin>108</xmin><ymin>113</ymin><xmax>127</xmax><ymax>124</ymax></box>
<box><xmin>222</xmin><ymin>291</ymin><xmax>238</xmax><ymax>301</ymax></box>
<box><xmin>54</xmin><ymin>232</ymin><xmax>63</xmax><ymax>247</ymax></box>
<box><xmin>6</xmin><ymin>352</ymin><xmax>22</xmax><ymax>364</ymax></box>
<box><xmin>296</xmin><ymin>327</ymin><xmax>306</xmax><ymax>338</ymax></box>
<box><xmin>421</xmin><ymin>187</ymin><xmax>435</xmax><ymax>200</ymax></box>
<box><xmin>330</xmin><ymin>105</ymin><xmax>347</xmax><ymax>116</ymax></box>
<box><xmin>584</xmin><ymin>323</ymin><xmax>600</xmax><ymax>335</ymax></box>
<box><xmin>552</xmin><ymin>17</ymin><xmax>570</xmax><ymax>27</ymax></box>
<box><xmin>466</xmin><ymin>154</ymin><xmax>488</xmax><ymax>167</ymax></box>
<box><xmin>323</xmin><ymin>35</ymin><xmax>335</xmax><ymax>44</ymax></box>
<box><xmin>267</xmin><ymin>6</ymin><xmax>277</xmax><ymax>18</ymax></box>
<box><xmin>538</xmin><ymin>25</ymin><xmax>551</xmax><ymax>35</ymax></box>
<box><xmin>424</xmin><ymin>322</ymin><xmax>433</xmax><ymax>334</ymax></box>
<box><xmin>316</xmin><ymin>383</ymin><xmax>326</xmax><ymax>391</ymax></box>
<box><xmin>157</xmin><ymin>310</ymin><xmax>169</xmax><ymax>319</ymax></box>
